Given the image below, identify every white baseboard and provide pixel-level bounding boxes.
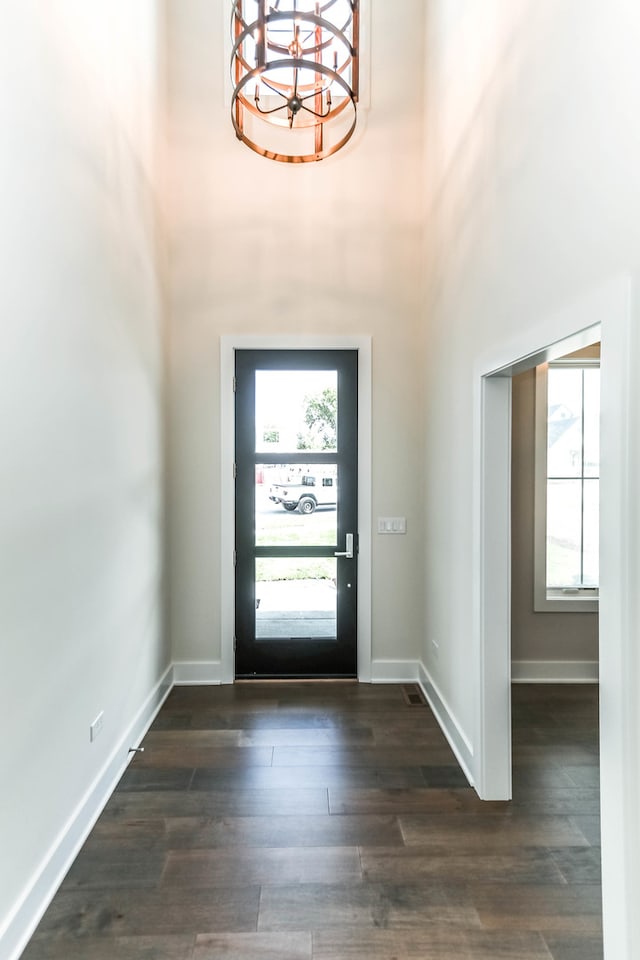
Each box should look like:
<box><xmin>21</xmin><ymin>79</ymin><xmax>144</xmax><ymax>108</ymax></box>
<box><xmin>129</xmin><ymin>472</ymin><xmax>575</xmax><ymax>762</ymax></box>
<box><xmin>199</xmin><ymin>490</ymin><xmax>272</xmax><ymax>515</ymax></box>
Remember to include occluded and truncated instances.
<box><xmin>370</xmin><ymin>658</ymin><xmax>419</xmax><ymax>683</ymax></box>
<box><xmin>417</xmin><ymin>661</ymin><xmax>475</xmax><ymax>787</ymax></box>
<box><xmin>3</xmin><ymin>664</ymin><xmax>173</xmax><ymax>960</ymax></box>
<box><xmin>172</xmin><ymin>660</ymin><xmax>223</xmax><ymax>684</ymax></box>
<box><xmin>511</xmin><ymin>660</ymin><xmax>599</xmax><ymax>683</ymax></box>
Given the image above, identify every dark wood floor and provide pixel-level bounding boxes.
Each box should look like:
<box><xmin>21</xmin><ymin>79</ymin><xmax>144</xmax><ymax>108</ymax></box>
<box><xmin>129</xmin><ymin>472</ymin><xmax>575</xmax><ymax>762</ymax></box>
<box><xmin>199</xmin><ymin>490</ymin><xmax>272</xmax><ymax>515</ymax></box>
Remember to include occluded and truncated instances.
<box><xmin>21</xmin><ymin>682</ymin><xmax>602</xmax><ymax>960</ymax></box>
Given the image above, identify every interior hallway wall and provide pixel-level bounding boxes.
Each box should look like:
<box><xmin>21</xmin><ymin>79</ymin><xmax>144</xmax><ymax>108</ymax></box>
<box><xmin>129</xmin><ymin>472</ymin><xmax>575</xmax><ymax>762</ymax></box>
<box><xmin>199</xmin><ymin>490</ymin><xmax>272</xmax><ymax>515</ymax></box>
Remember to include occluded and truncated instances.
<box><xmin>421</xmin><ymin>1</ymin><xmax>640</xmax><ymax>955</ymax></box>
<box><xmin>165</xmin><ymin>0</ymin><xmax>427</xmax><ymax>672</ymax></box>
<box><xmin>0</xmin><ymin>2</ymin><xmax>167</xmax><ymax>952</ymax></box>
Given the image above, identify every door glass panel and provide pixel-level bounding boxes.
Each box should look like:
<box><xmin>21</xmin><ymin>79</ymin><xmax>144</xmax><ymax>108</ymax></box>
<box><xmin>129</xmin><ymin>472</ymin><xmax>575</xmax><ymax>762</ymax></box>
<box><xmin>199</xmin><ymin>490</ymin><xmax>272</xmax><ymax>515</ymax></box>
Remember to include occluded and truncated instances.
<box><xmin>255</xmin><ymin>370</ymin><xmax>337</xmax><ymax>453</ymax></box>
<box><xmin>255</xmin><ymin>558</ymin><xmax>337</xmax><ymax>640</ymax></box>
<box><xmin>256</xmin><ymin>464</ymin><xmax>338</xmax><ymax>546</ymax></box>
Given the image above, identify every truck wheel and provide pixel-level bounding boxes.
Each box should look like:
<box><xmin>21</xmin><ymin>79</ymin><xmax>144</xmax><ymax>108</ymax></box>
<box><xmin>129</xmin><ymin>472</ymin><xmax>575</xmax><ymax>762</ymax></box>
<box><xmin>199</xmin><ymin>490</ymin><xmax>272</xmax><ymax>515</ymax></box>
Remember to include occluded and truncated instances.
<box><xmin>298</xmin><ymin>497</ymin><xmax>316</xmax><ymax>515</ymax></box>
<box><xmin>282</xmin><ymin>503</ymin><xmax>297</xmax><ymax>511</ymax></box>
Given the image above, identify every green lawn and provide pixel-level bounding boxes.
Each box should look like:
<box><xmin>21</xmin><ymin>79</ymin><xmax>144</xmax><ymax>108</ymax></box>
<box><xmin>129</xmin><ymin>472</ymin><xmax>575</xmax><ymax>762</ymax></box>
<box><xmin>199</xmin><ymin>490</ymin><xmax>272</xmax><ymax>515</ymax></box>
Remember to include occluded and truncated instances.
<box><xmin>256</xmin><ymin>558</ymin><xmax>335</xmax><ymax>582</ymax></box>
<box><xmin>256</xmin><ymin>507</ymin><xmax>336</xmax><ymax>581</ymax></box>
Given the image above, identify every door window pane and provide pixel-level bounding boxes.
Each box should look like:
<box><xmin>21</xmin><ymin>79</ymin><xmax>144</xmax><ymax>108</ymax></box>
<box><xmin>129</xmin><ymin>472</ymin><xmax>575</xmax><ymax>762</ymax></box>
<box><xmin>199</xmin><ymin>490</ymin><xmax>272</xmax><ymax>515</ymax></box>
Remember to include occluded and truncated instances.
<box><xmin>255</xmin><ymin>370</ymin><xmax>337</xmax><ymax>453</ymax></box>
<box><xmin>255</xmin><ymin>464</ymin><xmax>338</xmax><ymax>546</ymax></box>
<box><xmin>255</xmin><ymin>558</ymin><xmax>337</xmax><ymax>640</ymax></box>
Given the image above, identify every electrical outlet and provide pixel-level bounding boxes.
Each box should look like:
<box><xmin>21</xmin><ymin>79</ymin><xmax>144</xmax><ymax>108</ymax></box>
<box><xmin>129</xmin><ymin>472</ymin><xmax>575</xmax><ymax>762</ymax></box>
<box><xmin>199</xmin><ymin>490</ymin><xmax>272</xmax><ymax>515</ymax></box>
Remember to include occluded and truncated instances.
<box><xmin>90</xmin><ymin>711</ymin><xmax>104</xmax><ymax>743</ymax></box>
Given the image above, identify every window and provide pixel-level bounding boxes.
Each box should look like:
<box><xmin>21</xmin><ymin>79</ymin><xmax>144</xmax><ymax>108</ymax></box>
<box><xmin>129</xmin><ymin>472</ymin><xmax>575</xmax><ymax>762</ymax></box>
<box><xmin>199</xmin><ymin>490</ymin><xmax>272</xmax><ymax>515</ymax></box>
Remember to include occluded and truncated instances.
<box><xmin>534</xmin><ymin>359</ymin><xmax>600</xmax><ymax>612</ymax></box>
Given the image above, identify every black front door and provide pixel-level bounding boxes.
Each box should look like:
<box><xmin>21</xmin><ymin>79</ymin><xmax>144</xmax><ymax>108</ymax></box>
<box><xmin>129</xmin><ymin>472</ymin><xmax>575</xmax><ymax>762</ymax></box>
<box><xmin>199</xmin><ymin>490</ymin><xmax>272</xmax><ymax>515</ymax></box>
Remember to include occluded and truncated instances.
<box><xmin>234</xmin><ymin>349</ymin><xmax>358</xmax><ymax>678</ymax></box>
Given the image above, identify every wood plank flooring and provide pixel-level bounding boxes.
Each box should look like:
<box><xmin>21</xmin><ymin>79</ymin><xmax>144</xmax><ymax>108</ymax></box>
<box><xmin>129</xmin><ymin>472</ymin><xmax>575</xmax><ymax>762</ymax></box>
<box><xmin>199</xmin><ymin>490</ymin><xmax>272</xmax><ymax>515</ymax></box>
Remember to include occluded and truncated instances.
<box><xmin>20</xmin><ymin>682</ymin><xmax>602</xmax><ymax>959</ymax></box>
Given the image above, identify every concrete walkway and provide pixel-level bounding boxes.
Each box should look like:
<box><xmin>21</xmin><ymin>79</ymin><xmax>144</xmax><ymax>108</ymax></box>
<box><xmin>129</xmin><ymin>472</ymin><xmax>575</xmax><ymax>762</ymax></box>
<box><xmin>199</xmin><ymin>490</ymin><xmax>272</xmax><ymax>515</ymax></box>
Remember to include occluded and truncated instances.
<box><xmin>255</xmin><ymin>579</ymin><xmax>336</xmax><ymax>639</ymax></box>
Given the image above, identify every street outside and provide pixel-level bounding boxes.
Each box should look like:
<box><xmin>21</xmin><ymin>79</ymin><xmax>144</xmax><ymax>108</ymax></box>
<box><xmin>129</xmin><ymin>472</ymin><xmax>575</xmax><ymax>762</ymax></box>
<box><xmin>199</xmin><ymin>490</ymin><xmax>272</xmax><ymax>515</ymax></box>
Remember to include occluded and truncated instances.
<box><xmin>254</xmin><ymin>481</ymin><xmax>337</xmax><ymax>638</ymax></box>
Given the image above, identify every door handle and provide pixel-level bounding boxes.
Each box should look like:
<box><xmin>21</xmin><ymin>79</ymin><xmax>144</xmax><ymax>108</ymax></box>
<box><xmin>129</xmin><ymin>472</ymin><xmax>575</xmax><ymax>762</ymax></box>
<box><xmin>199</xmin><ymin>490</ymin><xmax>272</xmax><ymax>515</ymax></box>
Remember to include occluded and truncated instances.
<box><xmin>334</xmin><ymin>533</ymin><xmax>354</xmax><ymax>559</ymax></box>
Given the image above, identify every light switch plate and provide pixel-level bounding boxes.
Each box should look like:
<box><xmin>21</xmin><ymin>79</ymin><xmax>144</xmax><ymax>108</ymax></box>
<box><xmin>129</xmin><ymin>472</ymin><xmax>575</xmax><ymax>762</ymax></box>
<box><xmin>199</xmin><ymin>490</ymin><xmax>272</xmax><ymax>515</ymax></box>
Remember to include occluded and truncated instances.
<box><xmin>377</xmin><ymin>517</ymin><xmax>406</xmax><ymax>534</ymax></box>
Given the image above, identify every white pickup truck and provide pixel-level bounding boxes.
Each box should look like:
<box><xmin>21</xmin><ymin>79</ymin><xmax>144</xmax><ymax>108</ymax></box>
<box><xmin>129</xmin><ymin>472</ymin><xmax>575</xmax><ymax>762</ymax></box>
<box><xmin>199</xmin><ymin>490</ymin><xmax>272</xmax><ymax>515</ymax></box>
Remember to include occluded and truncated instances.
<box><xmin>268</xmin><ymin>473</ymin><xmax>337</xmax><ymax>514</ymax></box>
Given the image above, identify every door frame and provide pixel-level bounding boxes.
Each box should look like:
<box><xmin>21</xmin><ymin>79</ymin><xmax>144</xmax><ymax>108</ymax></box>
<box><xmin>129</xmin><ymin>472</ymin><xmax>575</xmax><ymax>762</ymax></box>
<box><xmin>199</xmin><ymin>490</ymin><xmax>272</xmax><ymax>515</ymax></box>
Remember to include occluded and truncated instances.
<box><xmin>220</xmin><ymin>335</ymin><xmax>372</xmax><ymax>684</ymax></box>
<box><xmin>475</xmin><ymin>276</ymin><xmax>638</xmax><ymax>959</ymax></box>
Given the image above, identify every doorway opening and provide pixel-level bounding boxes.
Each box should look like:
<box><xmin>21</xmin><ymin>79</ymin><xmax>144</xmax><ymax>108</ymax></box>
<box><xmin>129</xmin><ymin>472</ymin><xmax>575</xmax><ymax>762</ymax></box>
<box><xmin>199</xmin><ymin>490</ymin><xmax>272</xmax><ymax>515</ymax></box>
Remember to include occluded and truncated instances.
<box><xmin>477</xmin><ymin>323</ymin><xmax>601</xmax><ymax>798</ymax></box>
<box><xmin>511</xmin><ymin>345</ymin><xmax>600</xmax><ymax>682</ymax></box>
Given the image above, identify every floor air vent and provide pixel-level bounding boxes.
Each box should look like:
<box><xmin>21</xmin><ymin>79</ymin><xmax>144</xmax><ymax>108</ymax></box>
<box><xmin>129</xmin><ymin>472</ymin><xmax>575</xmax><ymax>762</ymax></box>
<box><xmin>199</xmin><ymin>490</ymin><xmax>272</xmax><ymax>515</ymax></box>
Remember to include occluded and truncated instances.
<box><xmin>402</xmin><ymin>684</ymin><xmax>426</xmax><ymax>706</ymax></box>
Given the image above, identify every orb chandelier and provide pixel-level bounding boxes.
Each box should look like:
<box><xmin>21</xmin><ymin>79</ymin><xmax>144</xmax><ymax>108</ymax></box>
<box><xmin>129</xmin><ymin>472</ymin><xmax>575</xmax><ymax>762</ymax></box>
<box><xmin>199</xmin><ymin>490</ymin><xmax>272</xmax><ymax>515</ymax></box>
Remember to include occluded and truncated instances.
<box><xmin>231</xmin><ymin>0</ymin><xmax>359</xmax><ymax>163</ymax></box>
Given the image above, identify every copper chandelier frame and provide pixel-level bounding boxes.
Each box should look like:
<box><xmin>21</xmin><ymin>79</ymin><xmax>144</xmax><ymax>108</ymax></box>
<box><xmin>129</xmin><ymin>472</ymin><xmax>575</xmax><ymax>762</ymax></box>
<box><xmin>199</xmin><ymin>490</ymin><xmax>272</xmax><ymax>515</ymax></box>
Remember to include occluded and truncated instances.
<box><xmin>231</xmin><ymin>0</ymin><xmax>360</xmax><ymax>163</ymax></box>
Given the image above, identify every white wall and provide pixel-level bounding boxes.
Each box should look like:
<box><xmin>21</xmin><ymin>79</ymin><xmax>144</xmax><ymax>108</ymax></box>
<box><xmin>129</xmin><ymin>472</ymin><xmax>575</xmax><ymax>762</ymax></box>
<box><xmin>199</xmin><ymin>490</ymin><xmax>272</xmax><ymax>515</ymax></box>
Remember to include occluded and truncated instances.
<box><xmin>0</xmin><ymin>3</ymin><xmax>167</xmax><ymax>954</ymax></box>
<box><xmin>422</xmin><ymin>1</ymin><xmax>640</xmax><ymax>956</ymax></box>
<box><xmin>422</xmin><ymin>0</ymin><xmax>640</xmax><ymax>744</ymax></box>
<box><xmin>165</xmin><ymin>0</ymin><xmax>427</xmax><ymax>673</ymax></box>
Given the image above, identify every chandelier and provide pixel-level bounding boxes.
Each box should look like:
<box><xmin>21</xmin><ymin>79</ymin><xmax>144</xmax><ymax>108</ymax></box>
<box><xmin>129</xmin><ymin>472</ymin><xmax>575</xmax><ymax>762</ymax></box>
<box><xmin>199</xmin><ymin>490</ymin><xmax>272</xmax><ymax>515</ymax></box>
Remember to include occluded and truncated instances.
<box><xmin>231</xmin><ymin>0</ymin><xmax>359</xmax><ymax>163</ymax></box>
